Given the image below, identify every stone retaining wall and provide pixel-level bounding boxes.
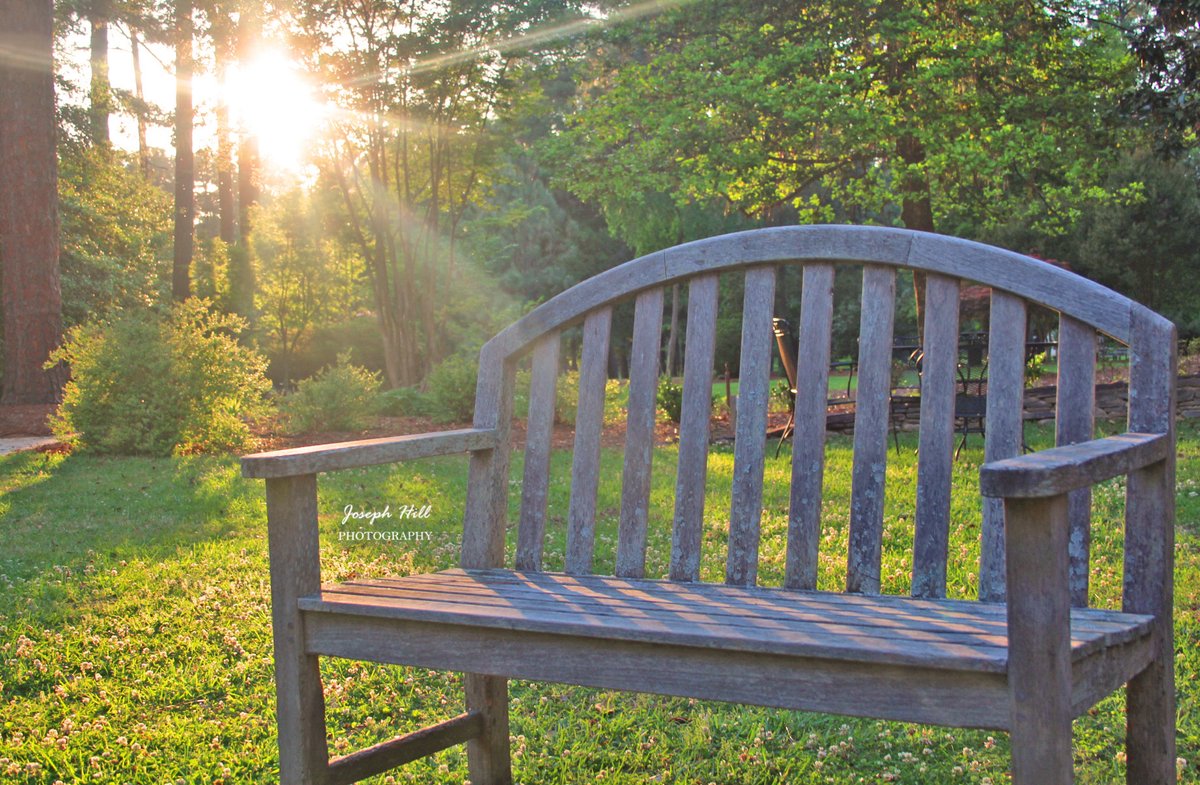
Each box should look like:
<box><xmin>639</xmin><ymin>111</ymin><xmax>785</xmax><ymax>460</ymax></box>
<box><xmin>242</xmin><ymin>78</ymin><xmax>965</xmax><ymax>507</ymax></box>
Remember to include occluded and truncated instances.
<box><xmin>823</xmin><ymin>374</ymin><xmax>1200</xmax><ymax>433</ymax></box>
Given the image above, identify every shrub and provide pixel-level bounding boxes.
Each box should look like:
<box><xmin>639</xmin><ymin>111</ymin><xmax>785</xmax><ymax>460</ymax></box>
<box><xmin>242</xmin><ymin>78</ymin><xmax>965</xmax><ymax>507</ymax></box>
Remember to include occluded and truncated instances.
<box><xmin>423</xmin><ymin>354</ymin><xmax>479</xmax><ymax>423</ymax></box>
<box><xmin>555</xmin><ymin>370</ymin><xmax>580</xmax><ymax>425</ymax></box>
<box><xmin>375</xmin><ymin>386</ymin><xmax>428</xmax><ymax>417</ymax></box>
<box><xmin>49</xmin><ymin>300</ymin><xmax>271</xmax><ymax>455</ymax></box>
<box><xmin>1025</xmin><ymin>350</ymin><xmax>1049</xmax><ymax>387</ymax></box>
<box><xmin>282</xmin><ymin>353</ymin><xmax>381</xmax><ymax>433</ymax></box>
<box><xmin>657</xmin><ymin>377</ymin><xmax>684</xmax><ymax>424</ymax></box>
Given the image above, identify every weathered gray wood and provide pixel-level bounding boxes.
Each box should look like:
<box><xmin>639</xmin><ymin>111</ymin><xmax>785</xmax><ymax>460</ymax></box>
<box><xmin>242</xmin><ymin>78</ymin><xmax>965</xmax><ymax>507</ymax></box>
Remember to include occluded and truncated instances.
<box><xmin>483</xmin><ymin>227</ymin><xmax>1134</xmax><ymax>366</ymax></box>
<box><xmin>462</xmin><ymin>347</ymin><xmax>516</xmax><ymax>571</ymax></box>
<box><xmin>979</xmin><ymin>432</ymin><xmax>1168</xmax><ymax>499</ymax></box>
<box><xmin>1057</xmin><ymin>315</ymin><xmax>1097</xmax><ymax>608</ymax></box>
<box><xmin>727</xmin><ymin>267</ymin><xmax>777</xmax><ymax>586</ymax></box>
<box><xmin>322</xmin><ymin>575</ymin><xmax>1153</xmax><ymax>656</ymax></box>
<box><xmin>617</xmin><ymin>289</ymin><xmax>664</xmax><ymax>579</ymax></box>
<box><xmin>787</xmin><ymin>263</ymin><xmax>835</xmax><ymax>590</ymax></box>
<box><xmin>1005</xmin><ymin>493</ymin><xmax>1073</xmax><ymax>785</ymax></box>
<box><xmin>565</xmin><ymin>308</ymin><xmax>613</xmax><ymax>575</ymax></box>
<box><xmin>1123</xmin><ymin>305</ymin><xmax>1177</xmax><ymax>785</ymax></box>
<box><xmin>306</xmin><ymin>612</ymin><xmax>1012</xmax><ymax>730</ymax></box>
<box><xmin>465</xmin><ymin>673</ymin><xmax>511</xmax><ymax>785</ymax></box>
<box><xmin>980</xmin><ymin>291</ymin><xmax>1027</xmax><ymax>602</ymax></box>
<box><xmin>670</xmin><ymin>274</ymin><xmax>719</xmax><ymax>582</ymax></box>
<box><xmin>516</xmin><ymin>332</ymin><xmax>560</xmax><ymax>572</ymax></box>
<box><xmin>1070</xmin><ymin>634</ymin><xmax>1156</xmax><ymax>721</ymax></box>
<box><xmin>265</xmin><ymin>474</ymin><xmax>329</xmax><ymax>785</ymax></box>
<box><xmin>404</xmin><ymin>568</ymin><xmax>1153</xmax><ymax>634</ymax></box>
<box><xmin>242</xmin><ymin>429</ymin><xmax>500</xmax><ymax>479</ymax></box>
<box><xmin>912</xmin><ymin>274</ymin><xmax>960</xmax><ymax>599</ymax></box>
<box><xmin>847</xmin><ymin>265</ymin><xmax>896</xmax><ymax>594</ymax></box>
<box><xmin>327</xmin><ymin>712</ymin><xmax>483</xmax><ymax>785</ymax></box>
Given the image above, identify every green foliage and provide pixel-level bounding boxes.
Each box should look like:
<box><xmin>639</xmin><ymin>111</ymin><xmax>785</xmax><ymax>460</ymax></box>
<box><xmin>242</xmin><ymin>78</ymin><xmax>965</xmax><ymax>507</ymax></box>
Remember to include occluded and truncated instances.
<box><xmin>282</xmin><ymin>352</ymin><xmax>382</xmax><ymax>434</ymax></box>
<box><xmin>1071</xmin><ymin>153</ymin><xmax>1200</xmax><ymax>336</ymax></box>
<box><xmin>656</xmin><ymin>377</ymin><xmax>684</xmax><ymax>424</ymax></box>
<box><xmin>422</xmin><ymin>354</ymin><xmax>480</xmax><ymax>424</ymax></box>
<box><xmin>375</xmin><ymin>386</ymin><xmax>428</xmax><ymax>417</ymax></box>
<box><xmin>254</xmin><ymin>190</ymin><xmax>366</xmax><ymax>385</ymax></box>
<box><xmin>552</xmin><ymin>0</ymin><xmax>1132</xmax><ymax>237</ymax></box>
<box><xmin>1025</xmin><ymin>351</ymin><xmax>1049</xmax><ymax>387</ymax></box>
<box><xmin>555</xmin><ymin>370</ymin><xmax>580</xmax><ymax>425</ymax></box>
<box><xmin>58</xmin><ymin>147</ymin><xmax>172</xmax><ymax>325</ymax></box>
<box><xmin>48</xmin><ymin>300</ymin><xmax>271</xmax><ymax>455</ymax></box>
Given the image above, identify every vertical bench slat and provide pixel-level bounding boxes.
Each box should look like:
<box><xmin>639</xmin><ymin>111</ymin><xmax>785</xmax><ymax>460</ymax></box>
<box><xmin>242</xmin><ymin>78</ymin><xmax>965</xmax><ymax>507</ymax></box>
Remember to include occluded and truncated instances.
<box><xmin>847</xmin><ymin>265</ymin><xmax>896</xmax><ymax>595</ymax></box>
<box><xmin>726</xmin><ymin>267</ymin><xmax>777</xmax><ymax>587</ymax></box>
<box><xmin>515</xmin><ymin>332</ymin><xmax>560</xmax><ymax>572</ymax></box>
<box><xmin>564</xmin><ymin>307</ymin><xmax>613</xmax><ymax>575</ymax></box>
<box><xmin>1056</xmin><ymin>315</ymin><xmax>1096</xmax><ymax>607</ymax></box>
<box><xmin>979</xmin><ymin>290</ymin><xmax>1026</xmax><ymax>602</ymax></box>
<box><xmin>786</xmin><ymin>263</ymin><xmax>835</xmax><ymax>590</ymax></box>
<box><xmin>463</xmin><ymin>350</ymin><xmax>516</xmax><ymax>570</ymax></box>
<box><xmin>912</xmin><ymin>274</ymin><xmax>960</xmax><ymax>599</ymax></box>
<box><xmin>670</xmin><ymin>274</ymin><xmax>720</xmax><ymax>582</ymax></box>
<box><xmin>616</xmin><ymin>289</ymin><xmax>664</xmax><ymax>579</ymax></box>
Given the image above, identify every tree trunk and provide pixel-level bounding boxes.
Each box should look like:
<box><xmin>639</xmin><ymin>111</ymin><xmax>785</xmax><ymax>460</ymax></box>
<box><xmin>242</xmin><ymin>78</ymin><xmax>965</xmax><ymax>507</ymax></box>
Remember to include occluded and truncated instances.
<box><xmin>231</xmin><ymin>10</ymin><xmax>261</xmax><ymax>323</ymax></box>
<box><xmin>172</xmin><ymin>0</ymin><xmax>194</xmax><ymax>301</ymax></box>
<box><xmin>897</xmin><ymin>133</ymin><xmax>935</xmax><ymax>343</ymax></box>
<box><xmin>0</xmin><ymin>0</ymin><xmax>65</xmax><ymax>404</ymax></box>
<box><xmin>215</xmin><ymin>43</ymin><xmax>236</xmax><ymax>245</ymax></box>
<box><xmin>665</xmin><ymin>283</ymin><xmax>681</xmax><ymax>378</ymax></box>
<box><xmin>88</xmin><ymin>0</ymin><xmax>111</xmax><ymax>148</ymax></box>
<box><xmin>130</xmin><ymin>30</ymin><xmax>150</xmax><ymax>175</ymax></box>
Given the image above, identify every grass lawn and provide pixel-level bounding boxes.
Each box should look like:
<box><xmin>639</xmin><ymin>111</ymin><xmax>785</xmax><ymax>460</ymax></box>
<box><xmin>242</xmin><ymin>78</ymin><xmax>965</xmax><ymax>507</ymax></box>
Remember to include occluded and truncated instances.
<box><xmin>1</xmin><ymin>420</ymin><xmax>1198</xmax><ymax>783</ymax></box>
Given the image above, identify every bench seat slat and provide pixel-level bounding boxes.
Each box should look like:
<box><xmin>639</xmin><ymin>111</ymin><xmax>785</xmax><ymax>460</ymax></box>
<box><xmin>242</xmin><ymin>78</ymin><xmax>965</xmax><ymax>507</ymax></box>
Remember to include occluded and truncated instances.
<box><xmin>372</xmin><ymin>571</ymin><xmax>1142</xmax><ymax>638</ymax></box>
<box><xmin>298</xmin><ymin>571</ymin><xmax>1153</xmax><ymax>676</ymax></box>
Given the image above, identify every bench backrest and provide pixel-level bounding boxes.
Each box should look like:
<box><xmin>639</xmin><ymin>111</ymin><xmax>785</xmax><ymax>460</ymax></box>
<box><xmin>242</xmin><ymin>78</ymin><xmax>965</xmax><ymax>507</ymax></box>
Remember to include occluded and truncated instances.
<box><xmin>460</xmin><ymin>226</ymin><xmax>1175</xmax><ymax>607</ymax></box>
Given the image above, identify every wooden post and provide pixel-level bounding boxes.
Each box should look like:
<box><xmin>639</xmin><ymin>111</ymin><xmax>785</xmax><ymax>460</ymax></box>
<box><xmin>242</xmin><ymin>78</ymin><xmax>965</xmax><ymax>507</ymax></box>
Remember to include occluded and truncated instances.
<box><xmin>1123</xmin><ymin>307</ymin><xmax>1176</xmax><ymax>784</ymax></box>
<box><xmin>265</xmin><ymin>474</ymin><xmax>330</xmax><ymax>785</ymax></box>
<box><xmin>461</xmin><ymin>345</ymin><xmax>515</xmax><ymax>784</ymax></box>
<box><xmin>1005</xmin><ymin>493</ymin><xmax>1073</xmax><ymax>785</ymax></box>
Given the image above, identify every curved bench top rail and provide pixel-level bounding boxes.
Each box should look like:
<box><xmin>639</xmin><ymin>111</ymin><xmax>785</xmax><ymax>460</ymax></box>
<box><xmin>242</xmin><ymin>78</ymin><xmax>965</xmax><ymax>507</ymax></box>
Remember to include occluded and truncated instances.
<box><xmin>481</xmin><ymin>225</ymin><xmax>1155</xmax><ymax>365</ymax></box>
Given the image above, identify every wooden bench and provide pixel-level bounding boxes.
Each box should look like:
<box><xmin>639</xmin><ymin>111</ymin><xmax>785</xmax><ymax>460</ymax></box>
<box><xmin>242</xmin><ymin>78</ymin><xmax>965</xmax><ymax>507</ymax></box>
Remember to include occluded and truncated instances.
<box><xmin>242</xmin><ymin>226</ymin><xmax>1177</xmax><ymax>785</ymax></box>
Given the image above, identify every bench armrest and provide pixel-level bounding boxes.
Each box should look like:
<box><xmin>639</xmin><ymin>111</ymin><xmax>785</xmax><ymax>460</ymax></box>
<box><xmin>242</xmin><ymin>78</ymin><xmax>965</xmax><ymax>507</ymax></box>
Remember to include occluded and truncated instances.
<box><xmin>979</xmin><ymin>432</ymin><xmax>1170</xmax><ymax>499</ymax></box>
<box><xmin>241</xmin><ymin>428</ymin><xmax>499</xmax><ymax>479</ymax></box>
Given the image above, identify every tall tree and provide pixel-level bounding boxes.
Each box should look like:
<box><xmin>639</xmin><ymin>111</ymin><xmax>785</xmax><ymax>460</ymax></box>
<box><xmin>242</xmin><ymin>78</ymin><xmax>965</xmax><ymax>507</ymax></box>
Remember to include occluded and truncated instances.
<box><xmin>554</xmin><ymin>0</ymin><xmax>1131</xmax><ymax>256</ymax></box>
<box><xmin>88</xmin><ymin>0</ymin><xmax>112</xmax><ymax>147</ymax></box>
<box><xmin>229</xmin><ymin>1</ymin><xmax>261</xmax><ymax>323</ymax></box>
<box><xmin>0</xmin><ymin>0</ymin><xmax>66</xmax><ymax>404</ymax></box>
<box><xmin>172</xmin><ymin>0</ymin><xmax>194</xmax><ymax>301</ymax></box>
<box><xmin>298</xmin><ymin>0</ymin><xmax>579</xmax><ymax>386</ymax></box>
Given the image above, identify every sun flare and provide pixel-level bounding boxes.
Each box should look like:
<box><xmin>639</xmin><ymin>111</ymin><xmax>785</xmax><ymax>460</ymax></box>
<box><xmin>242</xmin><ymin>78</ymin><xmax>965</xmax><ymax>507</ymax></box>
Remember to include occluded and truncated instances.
<box><xmin>225</xmin><ymin>51</ymin><xmax>326</xmax><ymax>171</ymax></box>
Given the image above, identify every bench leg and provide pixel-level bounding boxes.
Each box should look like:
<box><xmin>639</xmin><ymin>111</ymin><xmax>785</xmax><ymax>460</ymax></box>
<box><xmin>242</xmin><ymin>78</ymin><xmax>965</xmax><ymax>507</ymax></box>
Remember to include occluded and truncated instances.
<box><xmin>465</xmin><ymin>673</ymin><xmax>511</xmax><ymax>785</ymax></box>
<box><xmin>1006</xmin><ymin>494</ymin><xmax>1073</xmax><ymax>785</ymax></box>
<box><xmin>1126</xmin><ymin>654</ymin><xmax>1176</xmax><ymax>784</ymax></box>
<box><xmin>266</xmin><ymin>475</ymin><xmax>331</xmax><ymax>785</ymax></box>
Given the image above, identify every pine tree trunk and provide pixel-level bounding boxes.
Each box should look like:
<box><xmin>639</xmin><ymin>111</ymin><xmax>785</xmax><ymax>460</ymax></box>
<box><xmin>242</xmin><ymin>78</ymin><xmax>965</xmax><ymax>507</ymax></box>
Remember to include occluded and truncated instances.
<box><xmin>665</xmin><ymin>283</ymin><xmax>681</xmax><ymax>378</ymax></box>
<box><xmin>897</xmin><ymin>133</ymin><xmax>935</xmax><ymax>343</ymax></box>
<box><xmin>230</xmin><ymin>10</ymin><xmax>261</xmax><ymax>324</ymax></box>
<box><xmin>0</xmin><ymin>0</ymin><xmax>65</xmax><ymax>404</ymax></box>
<box><xmin>88</xmin><ymin>0</ymin><xmax>111</xmax><ymax>147</ymax></box>
<box><xmin>172</xmin><ymin>0</ymin><xmax>194</xmax><ymax>301</ymax></box>
<box><xmin>130</xmin><ymin>30</ymin><xmax>150</xmax><ymax>174</ymax></box>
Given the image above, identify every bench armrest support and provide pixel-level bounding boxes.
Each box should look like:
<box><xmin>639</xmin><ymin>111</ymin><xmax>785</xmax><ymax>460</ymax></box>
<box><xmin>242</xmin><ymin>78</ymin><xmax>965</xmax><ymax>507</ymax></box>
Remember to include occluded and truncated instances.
<box><xmin>979</xmin><ymin>432</ymin><xmax>1169</xmax><ymax>499</ymax></box>
<box><xmin>241</xmin><ymin>428</ymin><xmax>499</xmax><ymax>479</ymax></box>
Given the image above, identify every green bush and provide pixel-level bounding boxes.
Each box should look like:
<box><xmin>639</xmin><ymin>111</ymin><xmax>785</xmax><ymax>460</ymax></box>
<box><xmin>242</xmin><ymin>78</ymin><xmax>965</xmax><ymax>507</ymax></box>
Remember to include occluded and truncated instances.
<box><xmin>656</xmin><ymin>377</ymin><xmax>684</xmax><ymax>424</ymax></box>
<box><xmin>49</xmin><ymin>300</ymin><xmax>271</xmax><ymax>455</ymax></box>
<box><xmin>282</xmin><ymin>353</ymin><xmax>381</xmax><ymax>433</ymax></box>
<box><xmin>555</xmin><ymin>370</ymin><xmax>580</xmax><ymax>425</ymax></box>
<box><xmin>423</xmin><ymin>354</ymin><xmax>479</xmax><ymax>423</ymax></box>
<box><xmin>375</xmin><ymin>386</ymin><xmax>428</xmax><ymax>417</ymax></box>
